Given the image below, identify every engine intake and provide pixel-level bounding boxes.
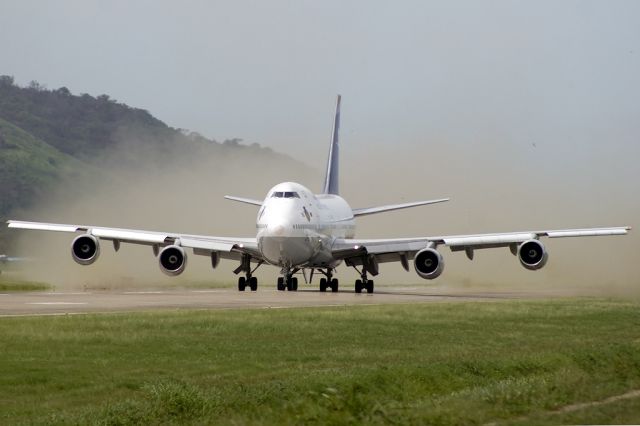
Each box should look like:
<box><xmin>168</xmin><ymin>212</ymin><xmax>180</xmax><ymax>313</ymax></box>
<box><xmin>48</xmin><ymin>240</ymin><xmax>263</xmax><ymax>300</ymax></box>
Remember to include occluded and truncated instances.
<box><xmin>518</xmin><ymin>239</ymin><xmax>548</xmax><ymax>270</ymax></box>
<box><xmin>159</xmin><ymin>245</ymin><xmax>187</xmax><ymax>276</ymax></box>
<box><xmin>71</xmin><ymin>234</ymin><xmax>100</xmax><ymax>265</ymax></box>
<box><xmin>414</xmin><ymin>248</ymin><xmax>444</xmax><ymax>279</ymax></box>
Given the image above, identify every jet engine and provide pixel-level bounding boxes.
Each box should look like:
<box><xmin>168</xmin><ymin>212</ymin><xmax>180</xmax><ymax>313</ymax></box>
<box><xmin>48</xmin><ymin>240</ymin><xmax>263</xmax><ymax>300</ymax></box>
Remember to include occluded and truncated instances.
<box><xmin>414</xmin><ymin>248</ymin><xmax>444</xmax><ymax>279</ymax></box>
<box><xmin>159</xmin><ymin>245</ymin><xmax>187</xmax><ymax>276</ymax></box>
<box><xmin>71</xmin><ymin>234</ymin><xmax>100</xmax><ymax>265</ymax></box>
<box><xmin>517</xmin><ymin>239</ymin><xmax>548</xmax><ymax>270</ymax></box>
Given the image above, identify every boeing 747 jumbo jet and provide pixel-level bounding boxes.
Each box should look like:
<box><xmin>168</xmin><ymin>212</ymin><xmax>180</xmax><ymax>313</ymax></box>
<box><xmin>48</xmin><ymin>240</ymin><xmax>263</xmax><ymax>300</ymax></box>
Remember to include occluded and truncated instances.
<box><xmin>7</xmin><ymin>96</ymin><xmax>630</xmax><ymax>293</ymax></box>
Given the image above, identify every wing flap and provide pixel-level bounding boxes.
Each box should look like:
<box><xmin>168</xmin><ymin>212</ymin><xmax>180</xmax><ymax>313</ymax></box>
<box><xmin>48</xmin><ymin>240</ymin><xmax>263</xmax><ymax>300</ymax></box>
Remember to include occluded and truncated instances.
<box><xmin>443</xmin><ymin>233</ymin><xmax>535</xmax><ymax>247</ymax></box>
<box><xmin>92</xmin><ymin>229</ymin><xmax>168</xmax><ymax>244</ymax></box>
<box><xmin>179</xmin><ymin>236</ymin><xmax>236</xmax><ymax>252</ymax></box>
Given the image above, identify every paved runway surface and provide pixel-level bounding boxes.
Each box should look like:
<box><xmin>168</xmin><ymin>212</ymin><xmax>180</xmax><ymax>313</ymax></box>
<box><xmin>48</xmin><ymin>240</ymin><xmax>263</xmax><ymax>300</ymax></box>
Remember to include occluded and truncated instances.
<box><xmin>0</xmin><ymin>286</ymin><xmax>559</xmax><ymax>316</ymax></box>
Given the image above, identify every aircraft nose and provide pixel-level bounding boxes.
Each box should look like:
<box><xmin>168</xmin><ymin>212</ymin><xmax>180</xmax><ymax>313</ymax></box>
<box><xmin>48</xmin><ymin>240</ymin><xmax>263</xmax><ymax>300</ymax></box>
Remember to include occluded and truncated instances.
<box><xmin>268</xmin><ymin>222</ymin><xmax>287</xmax><ymax>236</ymax></box>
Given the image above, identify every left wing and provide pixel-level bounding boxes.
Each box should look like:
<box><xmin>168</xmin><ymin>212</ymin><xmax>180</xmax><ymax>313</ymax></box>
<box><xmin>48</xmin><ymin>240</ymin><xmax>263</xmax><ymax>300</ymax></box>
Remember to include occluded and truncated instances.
<box><xmin>352</xmin><ymin>198</ymin><xmax>449</xmax><ymax>217</ymax></box>
<box><xmin>7</xmin><ymin>220</ymin><xmax>260</xmax><ymax>261</ymax></box>
<box><xmin>332</xmin><ymin>226</ymin><xmax>630</xmax><ymax>273</ymax></box>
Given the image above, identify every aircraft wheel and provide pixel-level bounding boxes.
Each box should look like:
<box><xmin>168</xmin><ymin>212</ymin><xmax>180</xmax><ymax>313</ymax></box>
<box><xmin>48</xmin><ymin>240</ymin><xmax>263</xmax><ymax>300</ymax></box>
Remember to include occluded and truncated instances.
<box><xmin>277</xmin><ymin>277</ymin><xmax>285</xmax><ymax>291</ymax></box>
<box><xmin>366</xmin><ymin>280</ymin><xmax>374</xmax><ymax>294</ymax></box>
<box><xmin>355</xmin><ymin>279</ymin><xmax>363</xmax><ymax>293</ymax></box>
<box><xmin>250</xmin><ymin>277</ymin><xmax>258</xmax><ymax>291</ymax></box>
<box><xmin>331</xmin><ymin>278</ymin><xmax>339</xmax><ymax>293</ymax></box>
<box><xmin>319</xmin><ymin>278</ymin><xmax>327</xmax><ymax>292</ymax></box>
<box><xmin>287</xmin><ymin>277</ymin><xmax>298</xmax><ymax>291</ymax></box>
<box><xmin>238</xmin><ymin>277</ymin><xmax>246</xmax><ymax>292</ymax></box>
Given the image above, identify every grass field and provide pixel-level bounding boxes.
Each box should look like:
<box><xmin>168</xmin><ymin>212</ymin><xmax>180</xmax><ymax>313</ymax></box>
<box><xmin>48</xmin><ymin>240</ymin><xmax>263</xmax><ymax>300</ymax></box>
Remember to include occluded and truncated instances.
<box><xmin>1</xmin><ymin>299</ymin><xmax>639</xmax><ymax>425</ymax></box>
<box><xmin>0</xmin><ymin>276</ymin><xmax>50</xmax><ymax>292</ymax></box>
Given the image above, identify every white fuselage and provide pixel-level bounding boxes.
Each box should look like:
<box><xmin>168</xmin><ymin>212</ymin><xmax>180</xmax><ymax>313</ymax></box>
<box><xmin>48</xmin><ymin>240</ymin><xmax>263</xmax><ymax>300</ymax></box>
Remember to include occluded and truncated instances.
<box><xmin>256</xmin><ymin>182</ymin><xmax>355</xmax><ymax>269</ymax></box>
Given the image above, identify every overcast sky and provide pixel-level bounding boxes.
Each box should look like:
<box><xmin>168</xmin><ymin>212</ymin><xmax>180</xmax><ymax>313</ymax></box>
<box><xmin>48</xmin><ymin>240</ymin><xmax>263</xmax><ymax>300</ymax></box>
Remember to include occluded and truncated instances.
<box><xmin>1</xmin><ymin>0</ymin><xmax>638</xmax><ymax>163</ymax></box>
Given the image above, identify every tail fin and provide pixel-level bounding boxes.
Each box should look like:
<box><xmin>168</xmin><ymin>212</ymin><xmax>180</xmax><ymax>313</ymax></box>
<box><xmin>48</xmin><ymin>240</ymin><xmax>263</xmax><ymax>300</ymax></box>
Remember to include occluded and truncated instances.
<box><xmin>322</xmin><ymin>95</ymin><xmax>341</xmax><ymax>195</ymax></box>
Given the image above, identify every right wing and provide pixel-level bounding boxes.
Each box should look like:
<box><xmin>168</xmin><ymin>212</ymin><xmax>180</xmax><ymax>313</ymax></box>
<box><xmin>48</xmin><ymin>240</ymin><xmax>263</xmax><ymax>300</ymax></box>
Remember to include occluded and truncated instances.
<box><xmin>223</xmin><ymin>196</ymin><xmax>263</xmax><ymax>207</ymax></box>
<box><xmin>7</xmin><ymin>220</ymin><xmax>261</xmax><ymax>262</ymax></box>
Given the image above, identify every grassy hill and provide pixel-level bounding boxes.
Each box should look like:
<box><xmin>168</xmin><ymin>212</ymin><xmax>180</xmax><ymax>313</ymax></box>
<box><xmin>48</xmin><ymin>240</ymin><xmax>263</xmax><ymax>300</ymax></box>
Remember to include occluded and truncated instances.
<box><xmin>0</xmin><ymin>75</ymin><xmax>283</xmax><ymax>252</ymax></box>
<box><xmin>0</xmin><ymin>76</ymin><xmax>178</xmax><ymax>158</ymax></box>
<box><xmin>0</xmin><ymin>118</ymin><xmax>97</xmax><ymax>249</ymax></box>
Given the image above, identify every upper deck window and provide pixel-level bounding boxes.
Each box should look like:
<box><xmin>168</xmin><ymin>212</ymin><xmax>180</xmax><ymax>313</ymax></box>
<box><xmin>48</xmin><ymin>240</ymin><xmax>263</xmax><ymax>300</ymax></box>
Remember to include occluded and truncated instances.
<box><xmin>271</xmin><ymin>191</ymin><xmax>300</xmax><ymax>198</ymax></box>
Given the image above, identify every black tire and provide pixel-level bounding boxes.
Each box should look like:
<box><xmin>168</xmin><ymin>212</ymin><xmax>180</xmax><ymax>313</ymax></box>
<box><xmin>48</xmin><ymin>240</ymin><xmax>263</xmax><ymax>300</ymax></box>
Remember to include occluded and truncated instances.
<box><xmin>355</xmin><ymin>279</ymin><xmax>362</xmax><ymax>293</ymax></box>
<box><xmin>238</xmin><ymin>277</ymin><xmax>246</xmax><ymax>292</ymax></box>
<box><xmin>250</xmin><ymin>277</ymin><xmax>258</xmax><ymax>291</ymax></box>
<box><xmin>319</xmin><ymin>278</ymin><xmax>327</xmax><ymax>292</ymax></box>
<box><xmin>277</xmin><ymin>277</ymin><xmax>285</xmax><ymax>291</ymax></box>
<box><xmin>331</xmin><ymin>278</ymin><xmax>339</xmax><ymax>293</ymax></box>
<box><xmin>366</xmin><ymin>280</ymin><xmax>374</xmax><ymax>294</ymax></box>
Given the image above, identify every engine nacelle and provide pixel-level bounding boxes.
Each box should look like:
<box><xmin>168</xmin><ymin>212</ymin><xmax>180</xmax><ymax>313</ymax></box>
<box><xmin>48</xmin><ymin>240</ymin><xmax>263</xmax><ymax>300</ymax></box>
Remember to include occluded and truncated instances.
<box><xmin>414</xmin><ymin>248</ymin><xmax>444</xmax><ymax>279</ymax></box>
<box><xmin>159</xmin><ymin>245</ymin><xmax>187</xmax><ymax>276</ymax></box>
<box><xmin>518</xmin><ymin>239</ymin><xmax>548</xmax><ymax>270</ymax></box>
<box><xmin>71</xmin><ymin>234</ymin><xmax>100</xmax><ymax>265</ymax></box>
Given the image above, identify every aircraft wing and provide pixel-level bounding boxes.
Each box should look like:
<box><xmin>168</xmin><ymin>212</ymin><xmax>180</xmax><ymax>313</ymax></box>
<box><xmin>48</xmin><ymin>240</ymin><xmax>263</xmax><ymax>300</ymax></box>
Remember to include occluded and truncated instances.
<box><xmin>223</xmin><ymin>196</ymin><xmax>264</xmax><ymax>207</ymax></box>
<box><xmin>6</xmin><ymin>220</ymin><xmax>260</xmax><ymax>261</ymax></box>
<box><xmin>0</xmin><ymin>255</ymin><xmax>28</xmax><ymax>263</ymax></box>
<box><xmin>332</xmin><ymin>226</ymin><xmax>630</xmax><ymax>269</ymax></box>
<box><xmin>352</xmin><ymin>198</ymin><xmax>450</xmax><ymax>217</ymax></box>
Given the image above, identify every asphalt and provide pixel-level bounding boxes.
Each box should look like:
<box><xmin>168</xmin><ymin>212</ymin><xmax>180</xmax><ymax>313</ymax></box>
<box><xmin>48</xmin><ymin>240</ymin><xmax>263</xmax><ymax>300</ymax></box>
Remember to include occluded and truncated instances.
<box><xmin>0</xmin><ymin>286</ymin><xmax>552</xmax><ymax>316</ymax></box>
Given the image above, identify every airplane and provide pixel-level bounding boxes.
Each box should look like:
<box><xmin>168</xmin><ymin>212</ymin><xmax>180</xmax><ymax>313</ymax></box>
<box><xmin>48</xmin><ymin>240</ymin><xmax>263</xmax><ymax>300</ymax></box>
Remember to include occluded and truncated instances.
<box><xmin>6</xmin><ymin>96</ymin><xmax>630</xmax><ymax>293</ymax></box>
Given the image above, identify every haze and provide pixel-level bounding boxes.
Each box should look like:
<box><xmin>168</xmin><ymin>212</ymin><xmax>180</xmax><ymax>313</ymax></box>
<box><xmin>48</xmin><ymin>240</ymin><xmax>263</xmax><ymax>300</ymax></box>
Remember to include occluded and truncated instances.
<box><xmin>2</xmin><ymin>1</ymin><xmax>639</xmax><ymax>292</ymax></box>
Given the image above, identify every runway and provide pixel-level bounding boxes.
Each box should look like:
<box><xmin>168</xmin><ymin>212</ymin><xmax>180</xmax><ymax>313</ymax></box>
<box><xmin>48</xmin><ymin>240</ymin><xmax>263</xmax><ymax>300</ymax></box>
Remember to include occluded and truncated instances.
<box><xmin>0</xmin><ymin>286</ymin><xmax>560</xmax><ymax>316</ymax></box>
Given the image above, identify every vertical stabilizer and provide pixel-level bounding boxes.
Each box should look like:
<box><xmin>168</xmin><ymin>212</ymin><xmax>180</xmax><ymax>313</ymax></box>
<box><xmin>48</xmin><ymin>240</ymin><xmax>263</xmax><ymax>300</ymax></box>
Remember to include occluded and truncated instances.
<box><xmin>322</xmin><ymin>95</ymin><xmax>341</xmax><ymax>195</ymax></box>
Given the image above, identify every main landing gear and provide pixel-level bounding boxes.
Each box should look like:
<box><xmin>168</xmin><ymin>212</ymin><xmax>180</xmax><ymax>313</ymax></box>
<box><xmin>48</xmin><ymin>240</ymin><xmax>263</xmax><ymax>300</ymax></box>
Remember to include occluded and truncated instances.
<box><xmin>353</xmin><ymin>266</ymin><xmax>374</xmax><ymax>294</ymax></box>
<box><xmin>318</xmin><ymin>269</ymin><xmax>338</xmax><ymax>293</ymax></box>
<box><xmin>277</xmin><ymin>269</ymin><xmax>298</xmax><ymax>291</ymax></box>
<box><xmin>236</xmin><ymin>254</ymin><xmax>262</xmax><ymax>292</ymax></box>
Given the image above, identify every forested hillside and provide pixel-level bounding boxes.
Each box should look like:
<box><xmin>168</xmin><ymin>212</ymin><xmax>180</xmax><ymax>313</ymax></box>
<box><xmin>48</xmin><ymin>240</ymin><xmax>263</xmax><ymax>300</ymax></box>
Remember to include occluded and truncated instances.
<box><xmin>0</xmin><ymin>76</ymin><xmax>278</xmax><ymax>251</ymax></box>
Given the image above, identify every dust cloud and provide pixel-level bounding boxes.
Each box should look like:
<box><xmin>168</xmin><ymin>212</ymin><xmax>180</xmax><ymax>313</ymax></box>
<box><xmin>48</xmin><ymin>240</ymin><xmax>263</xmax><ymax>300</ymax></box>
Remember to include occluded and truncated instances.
<box><xmin>340</xmin><ymin>140</ymin><xmax>639</xmax><ymax>297</ymax></box>
<box><xmin>11</xmin><ymin>129</ymin><xmax>639</xmax><ymax>297</ymax></box>
<box><xmin>12</xmin><ymin>134</ymin><xmax>318</xmax><ymax>289</ymax></box>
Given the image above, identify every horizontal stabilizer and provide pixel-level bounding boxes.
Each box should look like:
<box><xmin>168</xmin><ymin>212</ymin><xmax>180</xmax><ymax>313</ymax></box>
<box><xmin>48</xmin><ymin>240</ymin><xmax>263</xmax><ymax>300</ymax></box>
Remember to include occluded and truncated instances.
<box><xmin>224</xmin><ymin>196</ymin><xmax>263</xmax><ymax>207</ymax></box>
<box><xmin>352</xmin><ymin>198</ymin><xmax>450</xmax><ymax>217</ymax></box>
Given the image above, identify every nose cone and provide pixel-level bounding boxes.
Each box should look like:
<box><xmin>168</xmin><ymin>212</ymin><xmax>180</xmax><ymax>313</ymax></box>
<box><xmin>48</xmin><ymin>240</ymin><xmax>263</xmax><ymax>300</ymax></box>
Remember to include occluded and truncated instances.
<box><xmin>268</xmin><ymin>222</ymin><xmax>287</xmax><ymax>237</ymax></box>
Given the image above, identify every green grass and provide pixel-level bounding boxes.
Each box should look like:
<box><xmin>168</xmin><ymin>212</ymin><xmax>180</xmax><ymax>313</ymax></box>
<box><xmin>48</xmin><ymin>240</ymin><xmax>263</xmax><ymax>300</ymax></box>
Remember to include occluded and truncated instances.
<box><xmin>0</xmin><ymin>276</ymin><xmax>51</xmax><ymax>291</ymax></box>
<box><xmin>1</xmin><ymin>299</ymin><xmax>640</xmax><ymax>425</ymax></box>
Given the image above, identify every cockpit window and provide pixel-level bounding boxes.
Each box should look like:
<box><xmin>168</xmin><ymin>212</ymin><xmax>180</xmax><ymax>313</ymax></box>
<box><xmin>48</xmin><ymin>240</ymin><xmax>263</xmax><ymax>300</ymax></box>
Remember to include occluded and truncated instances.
<box><xmin>271</xmin><ymin>191</ymin><xmax>299</xmax><ymax>198</ymax></box>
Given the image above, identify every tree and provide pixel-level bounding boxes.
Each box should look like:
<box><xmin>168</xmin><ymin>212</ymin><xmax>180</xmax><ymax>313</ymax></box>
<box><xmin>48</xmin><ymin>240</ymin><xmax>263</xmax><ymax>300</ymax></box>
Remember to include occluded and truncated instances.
<box><xmin>56</xmin><ymin>87</ymin><xmax>71</xmax><ymax>96</ymax></box>
<box><xmin>28</xmin><ymin>80</ymin><xmax>44</xmax><ymax>91</ymax></box>
<box><xmin>0</xmin><ymin>75</ymin><xmax>14</xmax><ymax>87</ymax></box>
